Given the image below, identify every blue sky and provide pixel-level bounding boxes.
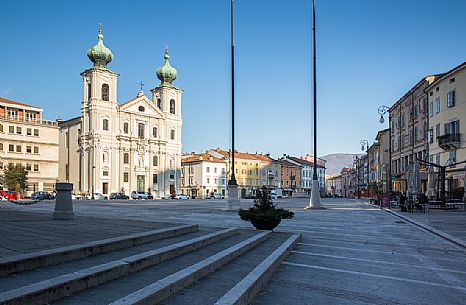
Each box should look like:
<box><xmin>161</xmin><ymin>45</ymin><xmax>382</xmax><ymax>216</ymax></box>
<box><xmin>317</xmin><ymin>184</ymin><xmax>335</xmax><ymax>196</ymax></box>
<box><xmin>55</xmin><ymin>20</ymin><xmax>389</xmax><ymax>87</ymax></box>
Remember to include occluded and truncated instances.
<box><xmin>1</xmin><ymin>0</ymin><xmax>465</xmax><ymax>158</ymax></box>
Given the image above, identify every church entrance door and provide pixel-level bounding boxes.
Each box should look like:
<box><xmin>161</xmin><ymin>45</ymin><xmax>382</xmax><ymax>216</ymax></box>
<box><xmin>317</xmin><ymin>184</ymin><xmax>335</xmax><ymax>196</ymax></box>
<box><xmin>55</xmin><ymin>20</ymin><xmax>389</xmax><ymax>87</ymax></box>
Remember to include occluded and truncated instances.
<box><xmin>137</xmin><ymin>175</ymin><xmax>145</xmax><ymax>192</ymax></box>
<box><xmin>170</xmin><ymin>184</ymin><xmax>175</xmax><ymax>196</ymax></box>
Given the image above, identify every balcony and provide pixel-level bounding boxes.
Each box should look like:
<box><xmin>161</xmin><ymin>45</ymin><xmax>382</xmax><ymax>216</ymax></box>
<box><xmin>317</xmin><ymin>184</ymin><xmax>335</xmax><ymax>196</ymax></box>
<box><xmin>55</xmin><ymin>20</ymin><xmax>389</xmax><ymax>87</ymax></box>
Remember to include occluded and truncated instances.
<box><xmin>437</xmin><ymin>133</ymin><xmax>460</xmax><ymax>150</ymax></box>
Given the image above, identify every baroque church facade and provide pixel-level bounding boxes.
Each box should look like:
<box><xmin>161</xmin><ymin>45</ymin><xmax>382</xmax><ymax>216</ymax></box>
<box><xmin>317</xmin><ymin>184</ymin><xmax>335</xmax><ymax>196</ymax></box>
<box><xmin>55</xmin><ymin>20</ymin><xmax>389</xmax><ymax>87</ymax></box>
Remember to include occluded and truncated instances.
<box><xmin>58</xmin><ymin>26</ymin><xmax>183</xmax><ymax>198</ymax></box>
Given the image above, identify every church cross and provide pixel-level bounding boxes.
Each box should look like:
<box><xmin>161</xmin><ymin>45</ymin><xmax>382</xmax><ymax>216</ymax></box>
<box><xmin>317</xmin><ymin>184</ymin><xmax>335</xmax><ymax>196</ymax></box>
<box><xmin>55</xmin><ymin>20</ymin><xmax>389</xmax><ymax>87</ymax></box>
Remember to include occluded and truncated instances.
<box><xmin>138</xmin><ymin>81</ymin><xmax>145</xmax><ymax>91</ymax></box>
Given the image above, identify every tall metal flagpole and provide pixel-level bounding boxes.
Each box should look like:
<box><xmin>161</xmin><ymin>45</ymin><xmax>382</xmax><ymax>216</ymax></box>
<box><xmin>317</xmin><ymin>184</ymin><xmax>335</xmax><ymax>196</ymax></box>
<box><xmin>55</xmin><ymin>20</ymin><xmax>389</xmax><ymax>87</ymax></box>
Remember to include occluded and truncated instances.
<box><xmin>226</xmin><ymin>0</ymin><xmax>239</xmax><ymax>209</ymax></box>
<box><xmin>309</xmin><ymin>0</ymin><xmax>321</xmax><ymax>209</ymax></box>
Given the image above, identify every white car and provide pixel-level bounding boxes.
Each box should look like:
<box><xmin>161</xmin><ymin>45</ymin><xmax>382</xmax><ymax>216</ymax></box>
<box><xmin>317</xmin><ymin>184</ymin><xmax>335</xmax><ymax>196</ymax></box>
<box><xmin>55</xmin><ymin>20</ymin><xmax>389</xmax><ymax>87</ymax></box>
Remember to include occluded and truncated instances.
<box><xmin>209</xmin><ymin>192</ymin><xmax>225</xmax><ymax>199</ymax></box>
<box><xmin>174</xmin><ymin>194</ymin><xmax>189</xmax><ymax>200</ymax></box>
<box><xmin>87</xmin><ymin>193</ymin><xmax>108</xmax><ymax>200</ymax></box>
<box><xmin>131</xmin><ymin>191</ymin><xmax>153</xmax><ymax>200</ymax></box>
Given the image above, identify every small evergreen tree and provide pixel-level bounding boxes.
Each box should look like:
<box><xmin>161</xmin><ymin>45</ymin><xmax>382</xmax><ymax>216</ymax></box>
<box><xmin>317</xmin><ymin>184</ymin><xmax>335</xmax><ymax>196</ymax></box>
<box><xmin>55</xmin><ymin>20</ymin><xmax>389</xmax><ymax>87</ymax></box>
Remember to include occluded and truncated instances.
<box><xmin>239</xmin><ymin>186</ymin><xmax>294</xmax><ymax>221</ymax></box>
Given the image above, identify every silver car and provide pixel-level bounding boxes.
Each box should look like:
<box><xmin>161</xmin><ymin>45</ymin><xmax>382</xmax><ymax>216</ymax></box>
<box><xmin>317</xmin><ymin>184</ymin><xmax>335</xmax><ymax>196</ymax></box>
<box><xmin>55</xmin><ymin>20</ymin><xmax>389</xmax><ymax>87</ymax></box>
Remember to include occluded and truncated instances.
<box><xmin>131</xmin><ymin>191</ymin><xmax>153</xmax><ymax>200</ymax></box>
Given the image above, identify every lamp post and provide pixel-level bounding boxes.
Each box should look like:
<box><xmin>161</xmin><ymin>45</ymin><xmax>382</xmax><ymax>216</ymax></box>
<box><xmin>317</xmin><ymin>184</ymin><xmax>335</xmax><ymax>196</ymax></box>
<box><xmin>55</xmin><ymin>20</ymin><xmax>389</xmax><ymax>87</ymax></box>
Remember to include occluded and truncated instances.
<box><xmin>378</xmin><ymin>105</ymin><xmax>392</xmax><ymax>196</ymax></box>
<box><xmin>360</xmin><ymin>139</ymin><xmax>369</xmax><ymax>198</ymax></box>
<box><xmin>226</xmin><ymin>0</ymin><xmax>239</xmax><ymax>210</ymax></box>
<box><xmin>354</xmin><ymin>155</ymin><xmax>360</xmax><ymax>198</ymax></box>
<box><xmin>308</xmin><ymin>0</ymin><xmax>321</xmax><ymax>209</ymax></box>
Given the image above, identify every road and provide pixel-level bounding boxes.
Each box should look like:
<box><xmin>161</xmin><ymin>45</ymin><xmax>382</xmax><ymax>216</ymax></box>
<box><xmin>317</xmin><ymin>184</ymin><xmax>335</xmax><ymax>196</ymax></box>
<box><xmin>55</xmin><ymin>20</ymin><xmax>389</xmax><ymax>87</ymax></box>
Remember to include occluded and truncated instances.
<box><xmin>2</xmin><ymin>197</ymin><xmax>466</xmax><ymax>304</ymax></box>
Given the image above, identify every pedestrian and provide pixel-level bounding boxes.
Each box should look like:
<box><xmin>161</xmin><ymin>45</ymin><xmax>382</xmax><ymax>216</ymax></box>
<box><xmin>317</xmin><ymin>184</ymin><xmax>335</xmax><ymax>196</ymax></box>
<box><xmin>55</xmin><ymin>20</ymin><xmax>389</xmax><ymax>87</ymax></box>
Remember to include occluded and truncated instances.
<box><xmin>399</xmin><ymin>192</ymin><xmax>406</xmax><ymax>212</ymax></box>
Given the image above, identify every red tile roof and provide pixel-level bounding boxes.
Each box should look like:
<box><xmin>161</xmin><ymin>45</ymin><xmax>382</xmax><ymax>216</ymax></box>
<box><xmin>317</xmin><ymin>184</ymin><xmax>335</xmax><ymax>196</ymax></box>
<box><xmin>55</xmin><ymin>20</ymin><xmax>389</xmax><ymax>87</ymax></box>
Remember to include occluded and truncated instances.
<box><xmin>182</xmin><ymin>153</ymin><xmax>225</xmax><ymax>164</ymax></box>
<box><xmin>0</xmin><ymin>97</ymin><xmax>41</xmax><ymax>110</ymax></box>
<box><xmin>211</xmin><ymin>149</ymin><xmax>261</xmax><ymax>161</ymax></box>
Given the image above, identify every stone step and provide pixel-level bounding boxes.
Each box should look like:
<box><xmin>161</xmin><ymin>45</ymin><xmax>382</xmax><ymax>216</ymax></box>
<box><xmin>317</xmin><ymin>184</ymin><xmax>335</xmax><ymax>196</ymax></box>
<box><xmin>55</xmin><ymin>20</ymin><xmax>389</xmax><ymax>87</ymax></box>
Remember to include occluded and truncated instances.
<box><xmin>0</xmin><ymin>228</ymin><xmax>215</xmax><ymax>293</ymax></box>
<box><xmin>0</xmin><ymin>228</ymin><xmax>238</xmax><ymax>305</ymax></box>
<box><xmin>51</xmin><ymin>230</ymin><xmax>260</xmax><ymax>305</ymax></box>
<box><xmin>214</xmin><ymin>234</ymin><xmax>301</xmax><ymax>305</ymax></box>
<box><xmin>109</xmin><ymin>231</ymin><xmax>272</xmax><ymax>305</ymax></box>
<box><xmin>0</xmin><ymin>224</ymin><xmax>199</xmax><ymax>276</ymax></box>
<box><xmin>159</xmin><ymin>233</ymin><xmax>300</xmax><ymax>305</ymax></box>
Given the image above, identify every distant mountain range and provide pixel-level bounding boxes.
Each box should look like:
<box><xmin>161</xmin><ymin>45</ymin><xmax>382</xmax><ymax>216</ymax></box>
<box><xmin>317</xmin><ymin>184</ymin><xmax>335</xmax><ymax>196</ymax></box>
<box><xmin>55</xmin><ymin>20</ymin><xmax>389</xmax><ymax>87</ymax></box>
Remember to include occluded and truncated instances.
<box><xmin>321</xmin><ymin>153</ymin><xmax>361</xmax><ymax>176</ymax></box>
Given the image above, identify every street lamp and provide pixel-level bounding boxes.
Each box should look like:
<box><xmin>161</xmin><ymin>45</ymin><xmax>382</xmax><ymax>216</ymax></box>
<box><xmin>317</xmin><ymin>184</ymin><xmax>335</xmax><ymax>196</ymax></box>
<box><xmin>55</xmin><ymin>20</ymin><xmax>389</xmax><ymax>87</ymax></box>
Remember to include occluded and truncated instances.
<box><xmin>360</xmin><ymin>139</ymin><xmax>369</xmax><ymax>198</ymax></box>
<box><xmin>354</xmin><ymin>155</ymin><xmax>360</xmax><ymax>198</ymax></box>
<box><xmin>308</xmin><ymin>0</ymin><xmax>321</xmax><ymax>209</ymax></box>
<box><xmin>378</xmin><ymin>105</ymin><xmax>392</xmax><ymax>196</ymax></box>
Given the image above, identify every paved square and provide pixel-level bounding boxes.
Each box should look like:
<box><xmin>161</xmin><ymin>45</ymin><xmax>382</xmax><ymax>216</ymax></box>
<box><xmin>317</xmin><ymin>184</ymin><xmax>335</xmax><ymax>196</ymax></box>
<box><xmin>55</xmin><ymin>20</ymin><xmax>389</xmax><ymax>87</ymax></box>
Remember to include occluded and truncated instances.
<box><xmin>1</xmin><ymin>197</ymin><xmax>465</xmax><ymax>304</ymax></box>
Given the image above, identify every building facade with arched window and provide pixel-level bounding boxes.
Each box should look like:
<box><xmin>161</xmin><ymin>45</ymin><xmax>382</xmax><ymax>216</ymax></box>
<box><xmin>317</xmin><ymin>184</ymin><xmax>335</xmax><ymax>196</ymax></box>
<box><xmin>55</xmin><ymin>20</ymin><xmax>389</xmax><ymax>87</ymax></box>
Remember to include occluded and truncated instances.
<box><xmin>58</xmin><ymin>26</ymin><xmax>182</xmax><ymax>198</ymax></box>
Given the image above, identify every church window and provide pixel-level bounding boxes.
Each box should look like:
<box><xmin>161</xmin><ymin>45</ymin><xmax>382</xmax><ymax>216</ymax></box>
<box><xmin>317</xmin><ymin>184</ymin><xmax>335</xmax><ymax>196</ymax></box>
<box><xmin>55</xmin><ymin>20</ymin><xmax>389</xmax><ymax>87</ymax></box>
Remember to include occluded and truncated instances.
<box><xmin>138</xmin><ymin>106</ymin><xmax>145</xmax><ymax>112</ymax></box>
<box><xmin>153</xmin><ymin>127</ymin><xmax>157</xmax><ymax>138</ymax></box>
<box><xmin>123</xmin><ymin>172</ymin><xmax>129</xmax><ymax>182</ymax></box>
<box><xmin>138</xmin><ymin>123</ymin><xmax>145</xmax><ymax>138</ymax></box>
<box><xmin>103</xmin><ymin>119</ymin><xmax>109</xmax><ymax>131</ymax></box>
<box><xmin>170</xmin><ymin>129</ymin><xmax>175</xmax><ymax>140</ymax></box>
<box><xmin>103</xmin><ymin>151</ymin><xmax>109</xmax><ymax>163</ymax></box>
<box><xmin>123</xmin><ymin>153</ymin><xmax>129</xmax><ymax>164</ymax></box>
<box><xmin>153</xmin><ymin>156</ymin><xmax>158</xmax><ymax>166</ymax></box>
<box><xmin>102</xmin><ymin>84</ymin><xmax>109</xmax><ymax>101</ymax></box>
<box><xmin>170</xmin><ymin>99</ymin><xmax>175</xmax><ymax>114</ymax></box>
<box><xmin>123</xmin><ymin>122</ymin><xmax>129</xmax><ymax>133</ymax></box>
<box><xmin>157</xmin><ymin>98</ymin><xmax>162</xmax><ymax>109</ymax></box>
<box><xmin>153</xmin><ymin>174</ymin><xmax>158</xmax><ymax>184</ymax></box>
<box><xmin>87</xmin><ymin>83</ymin><xmax>91</xmax><ymax>100</ymax></box>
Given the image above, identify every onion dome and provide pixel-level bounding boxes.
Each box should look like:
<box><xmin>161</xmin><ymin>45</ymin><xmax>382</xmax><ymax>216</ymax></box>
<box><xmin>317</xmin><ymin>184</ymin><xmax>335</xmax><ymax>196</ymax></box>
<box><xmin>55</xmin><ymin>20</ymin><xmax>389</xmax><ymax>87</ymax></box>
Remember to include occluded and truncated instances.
<box><xmin>156</xmin><ymin>49</ymin><xmax>177</xmax><ymax>86</ymax></box>
<box><xmin>87</xmin><ymin>24</ymin><xmax>113</xmax><ymax>68</ymax></box>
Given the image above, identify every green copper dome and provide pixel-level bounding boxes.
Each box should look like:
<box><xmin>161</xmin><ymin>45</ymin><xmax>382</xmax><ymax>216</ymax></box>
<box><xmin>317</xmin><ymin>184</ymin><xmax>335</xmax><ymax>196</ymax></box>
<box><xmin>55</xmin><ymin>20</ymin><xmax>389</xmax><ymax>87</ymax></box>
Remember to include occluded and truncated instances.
<box><xmin>156</xmin><ymin>49</ymin><xmax>177</xmax><ymax>86</ymax></box>
<box><xmin>87</xmin><ymin>25</ymin><xmax>113</xmax><ymax>68</ymax></box>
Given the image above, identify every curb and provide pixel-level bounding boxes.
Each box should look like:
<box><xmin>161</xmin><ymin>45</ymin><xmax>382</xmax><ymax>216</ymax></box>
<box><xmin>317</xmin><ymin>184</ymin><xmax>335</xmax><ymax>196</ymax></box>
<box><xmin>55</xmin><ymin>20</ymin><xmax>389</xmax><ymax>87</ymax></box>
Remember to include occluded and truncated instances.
<box><xmin>354</xmin><ymin>198</ymin><xmax>466</xmax><ymax>249</ymax></box>
<box><xmin>383</xmin><ymin>209</ymin><xmax>466</xmax><ymax>249</ymax></box>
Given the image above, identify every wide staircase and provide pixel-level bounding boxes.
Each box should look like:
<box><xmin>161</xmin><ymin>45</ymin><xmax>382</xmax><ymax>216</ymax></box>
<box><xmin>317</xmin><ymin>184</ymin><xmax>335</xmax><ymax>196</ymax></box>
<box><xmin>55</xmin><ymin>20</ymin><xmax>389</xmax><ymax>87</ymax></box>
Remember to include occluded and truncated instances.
<box><xmin>0</xmin><ymin>224</ymin><xmax>300</xmax><ymax>305</ymax></box>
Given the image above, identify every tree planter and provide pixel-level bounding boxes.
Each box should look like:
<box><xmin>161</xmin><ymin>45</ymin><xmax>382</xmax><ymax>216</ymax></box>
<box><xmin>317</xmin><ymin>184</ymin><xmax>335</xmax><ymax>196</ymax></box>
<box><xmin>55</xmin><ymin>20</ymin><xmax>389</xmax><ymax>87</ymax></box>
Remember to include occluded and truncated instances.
<box><xmin>239</xmin><ymin>186</ymin><xmax>293</xmax><ymax>231</ymax></box>
<box><xmin>249</xmin><ymin>218</ymin><xmax>281</xmax><ymax>231</ymax></box>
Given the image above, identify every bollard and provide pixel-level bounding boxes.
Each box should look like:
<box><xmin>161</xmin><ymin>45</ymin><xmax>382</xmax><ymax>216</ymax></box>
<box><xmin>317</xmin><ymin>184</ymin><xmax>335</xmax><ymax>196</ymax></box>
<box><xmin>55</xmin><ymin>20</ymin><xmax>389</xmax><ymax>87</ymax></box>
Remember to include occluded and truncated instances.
<box><xmin>53</xmin><ymin>182</ymin><xmax>74</xmax><ymax>220</ymax></box>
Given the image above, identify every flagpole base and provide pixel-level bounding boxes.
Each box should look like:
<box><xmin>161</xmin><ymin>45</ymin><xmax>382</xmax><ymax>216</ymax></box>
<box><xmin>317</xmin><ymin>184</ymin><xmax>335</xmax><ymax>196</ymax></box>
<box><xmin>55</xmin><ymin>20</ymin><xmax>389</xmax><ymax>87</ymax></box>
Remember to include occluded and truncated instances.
<box><xmin>226</xmin><ymin>184</ymin><xmax>239</xmax><ymax>210</ymax></box>
<box><xmin>305</xmin><ymin>179</ymin><xmax>322</xmax><ymax>209</ymax></box>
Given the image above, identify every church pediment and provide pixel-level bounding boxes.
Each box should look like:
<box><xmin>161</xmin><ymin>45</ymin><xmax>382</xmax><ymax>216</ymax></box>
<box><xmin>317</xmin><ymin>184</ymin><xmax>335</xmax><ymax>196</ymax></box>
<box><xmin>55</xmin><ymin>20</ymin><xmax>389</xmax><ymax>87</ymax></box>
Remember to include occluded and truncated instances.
<box><xmin>118</xmin><ymin>93</ymin><xmax>165</xmax><ymax>118</ymax></box>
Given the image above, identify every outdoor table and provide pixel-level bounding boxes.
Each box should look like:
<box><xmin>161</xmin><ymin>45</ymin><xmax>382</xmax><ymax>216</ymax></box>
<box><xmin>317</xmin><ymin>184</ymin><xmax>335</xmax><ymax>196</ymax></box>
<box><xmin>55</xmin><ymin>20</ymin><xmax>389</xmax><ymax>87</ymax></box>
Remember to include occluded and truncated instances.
<box><xmin>457</xmin><ymin>203</ymin><xmax>465</xmax><ymax>212</ymax></box>
<box><xmin>390</xmin><ymin>200</ymin><xmax>398</xmax><ymax>209</ymax></box>
<box><xmin>446</xmin><ymin>202</ymin><xmax>465</xmax><ymax>212</ymax></box>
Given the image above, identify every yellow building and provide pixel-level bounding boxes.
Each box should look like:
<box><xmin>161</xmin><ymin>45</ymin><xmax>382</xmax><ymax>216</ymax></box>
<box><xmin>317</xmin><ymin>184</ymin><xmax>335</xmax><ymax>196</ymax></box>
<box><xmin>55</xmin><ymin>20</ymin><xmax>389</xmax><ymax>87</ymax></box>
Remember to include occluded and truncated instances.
<box><xmin>427</xmin><ymin>62</ymin><xmax>466</xmax><ymax>192</ymax></box>
<box><xmin>208</xmin><ymin>149</ymin><xmax>281</xmax><ymax>198</ymax></box>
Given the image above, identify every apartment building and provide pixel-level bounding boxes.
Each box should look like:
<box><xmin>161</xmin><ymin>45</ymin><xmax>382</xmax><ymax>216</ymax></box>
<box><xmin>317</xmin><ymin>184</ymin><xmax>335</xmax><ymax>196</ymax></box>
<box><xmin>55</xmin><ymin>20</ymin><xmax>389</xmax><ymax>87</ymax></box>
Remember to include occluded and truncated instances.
<box><xmin>427</xmin><ymin>62</ymin><xmax>466</xmax><ymax>192</ymax></box>
<box><xmin>280</xmin><ymin>159</ymin><xmax>301</xmax><ymax>196</ymax></box>
<box><xmin>208</xmin><ymin>148</ymin><xmax>282</xmax><ymax>198</ymax></box>
<box><xmin>181</xmin><ymin>153</ymin><xmax>227</xmax><ymax>199</ymax></box>
<box><xmin>389</xmin><ymin>75</ymin><xmax>439</xmax><ymax>193</ymax></box>
<box><xmin>0</xmin><ymin>97</ymin><xmax>59</xmax><ymax>195</ymax></box>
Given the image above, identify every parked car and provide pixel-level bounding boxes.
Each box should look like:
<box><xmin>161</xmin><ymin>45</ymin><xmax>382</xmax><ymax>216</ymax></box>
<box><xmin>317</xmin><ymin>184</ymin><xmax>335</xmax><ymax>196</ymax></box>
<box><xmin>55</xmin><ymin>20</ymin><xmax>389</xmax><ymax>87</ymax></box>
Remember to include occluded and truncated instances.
<box><xmin>109</xmin><ymin>193</ymin><xmax>129</xmax><ymax>200</ymax></box>
<box><xmin>131</xmin><ymin>191</ymin><xmax>153</xmax><ymax>200</ymax></box>
<box><xmin>174</xmin><ymin>194</ymin><xmax>190</xmax><ymax>200</ymax></box>
<box><xmin>87</xmin><ymin>193</ymin><xmax>108</xmax><ymax>200</ymax></box>
<box><xmin>31</xmin><ymin>191</ymin><xmax>54</xmax><ymax>200</ymax></box>
<box><xmin>161</xmin><ymin>194</ymin><xmax>172</xmax><ymax>200</ymax></box>
<box><xmin>208</xmin><ymin>192</ymin><xmax>225</xmax><ymax>199</ymax></box>
<box><xmin>0</xmin><ymin>190</ymin><xmax>23</xmax><ymax>200</ymax></box>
